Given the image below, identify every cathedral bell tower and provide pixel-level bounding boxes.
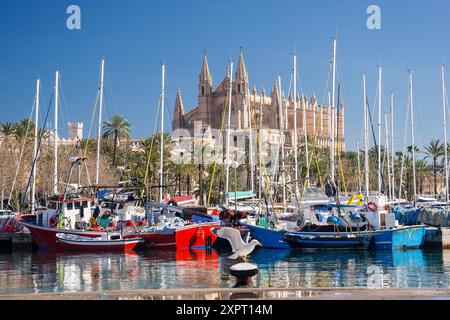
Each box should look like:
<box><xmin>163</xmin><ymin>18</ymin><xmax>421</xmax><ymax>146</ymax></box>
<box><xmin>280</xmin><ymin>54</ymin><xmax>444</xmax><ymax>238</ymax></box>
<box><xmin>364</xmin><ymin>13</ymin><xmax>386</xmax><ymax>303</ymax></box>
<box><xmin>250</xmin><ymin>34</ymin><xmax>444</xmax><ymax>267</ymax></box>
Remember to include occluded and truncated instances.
<box><xmin>234</xmin><ymin>49</ymin><xmax>249</xmax><ymax>128</ymax></box>
<box><xmin>198</xmin><ymin>52</ymin><xmax>213</xmax><ymax>126</ymax></box>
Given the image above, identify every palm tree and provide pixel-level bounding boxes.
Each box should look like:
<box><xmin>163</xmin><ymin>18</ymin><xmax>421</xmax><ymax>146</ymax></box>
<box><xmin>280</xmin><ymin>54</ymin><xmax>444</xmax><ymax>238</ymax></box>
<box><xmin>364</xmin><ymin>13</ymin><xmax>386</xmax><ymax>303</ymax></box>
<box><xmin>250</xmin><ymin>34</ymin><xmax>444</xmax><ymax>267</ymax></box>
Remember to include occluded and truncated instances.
<box><xmin>415</xmin><ymin>159</ymin><xmax>431</xmax><ymax>195</ymax></box>
<box><xmin>14</xmin><ymin>118</ymin><xmax>34</xmax><ymax>141</ymax></box>
<box><xmin>102</xmin><ymin>115</ymin><xmax>131</xmax><ymax>166</ymax></box>
<box><xmin>1</xmin><ymin>122</ymin><xmax>15</xmax><ymax>137</ymax></box>
<box><xmin>424</xmin><ymin>139</ymin><xmax>444</xmax><ymax>196</ymax></box>
<box><xmin>407</xmin><ymin>145</ymin><xmax>420</xmax><ymax>155</ymax></box>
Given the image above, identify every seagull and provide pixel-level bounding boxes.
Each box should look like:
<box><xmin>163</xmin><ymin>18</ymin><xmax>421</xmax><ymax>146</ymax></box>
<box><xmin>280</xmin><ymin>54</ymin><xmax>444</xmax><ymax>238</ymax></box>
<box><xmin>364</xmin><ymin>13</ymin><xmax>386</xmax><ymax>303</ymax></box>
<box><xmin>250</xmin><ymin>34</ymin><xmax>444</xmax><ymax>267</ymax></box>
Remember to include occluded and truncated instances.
<box><xmin>214</xmin><ymin>227</ymin><xmax>261</xmax><ymax>261</ymax></box>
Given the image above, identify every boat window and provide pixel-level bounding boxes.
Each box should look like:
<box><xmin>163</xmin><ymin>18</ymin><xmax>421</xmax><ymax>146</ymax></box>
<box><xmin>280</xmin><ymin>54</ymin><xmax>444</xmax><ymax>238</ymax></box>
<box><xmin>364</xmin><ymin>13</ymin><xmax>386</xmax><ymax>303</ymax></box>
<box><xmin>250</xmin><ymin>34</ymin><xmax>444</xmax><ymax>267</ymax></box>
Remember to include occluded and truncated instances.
<box><xmin>48</xmin><ymin>202</ymin><xmax>57</xmax><ymax>210</ymax></box>
<box><xmin>66</xmin><ymin>202</ymin><xmax>73</xmax><ymax>210</ymax></box>
<box><xmin>82</xmin><ymin>201</ymin><xmax>88</xmax><ymax>208</ymax></box>
<box><xmin>74</xmin><ymin>202</ymin><xmax>81</xmax><ymax>210</ymax></box>
<box><xmin>118</xmin><ymin>203</ymin><xmax>124</xmax><ymax>209</ymax></box>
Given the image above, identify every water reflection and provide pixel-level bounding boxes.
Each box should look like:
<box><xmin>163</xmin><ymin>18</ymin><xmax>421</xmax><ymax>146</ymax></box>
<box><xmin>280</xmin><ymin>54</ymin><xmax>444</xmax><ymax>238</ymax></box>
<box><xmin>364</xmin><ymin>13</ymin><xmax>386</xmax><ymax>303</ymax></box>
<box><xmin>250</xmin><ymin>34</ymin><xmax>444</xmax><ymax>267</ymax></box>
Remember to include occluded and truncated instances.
<box><xmin>0</xmin><ymin>248</ymin><xmax>449</xmax><ymax>295</ymax></box>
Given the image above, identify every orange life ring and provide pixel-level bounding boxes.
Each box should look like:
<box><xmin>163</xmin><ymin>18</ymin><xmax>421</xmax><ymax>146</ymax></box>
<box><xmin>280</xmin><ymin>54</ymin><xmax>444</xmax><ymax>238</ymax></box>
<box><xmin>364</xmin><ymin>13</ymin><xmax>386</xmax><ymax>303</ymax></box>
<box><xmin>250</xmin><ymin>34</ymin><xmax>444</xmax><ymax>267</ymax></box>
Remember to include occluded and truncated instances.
<box><xmin>367</xmin><ymin>202</ymin><xmax>378</xmax><ymax>212</ymax></box>
<box><xmin>49</xmin><ymin>216</ymin><xmax>57</xmax><ymax>228</ymax></box>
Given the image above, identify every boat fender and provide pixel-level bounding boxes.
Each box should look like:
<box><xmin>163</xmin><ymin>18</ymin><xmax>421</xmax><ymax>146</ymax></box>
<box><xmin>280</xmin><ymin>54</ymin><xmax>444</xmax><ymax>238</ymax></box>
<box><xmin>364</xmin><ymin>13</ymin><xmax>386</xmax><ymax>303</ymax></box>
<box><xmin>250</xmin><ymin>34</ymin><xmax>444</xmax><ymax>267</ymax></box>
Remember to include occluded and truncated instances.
<box><xmin>126</xmin><ymin>221</ymin><xmax>138</xmax><ymax>227</ymax></box>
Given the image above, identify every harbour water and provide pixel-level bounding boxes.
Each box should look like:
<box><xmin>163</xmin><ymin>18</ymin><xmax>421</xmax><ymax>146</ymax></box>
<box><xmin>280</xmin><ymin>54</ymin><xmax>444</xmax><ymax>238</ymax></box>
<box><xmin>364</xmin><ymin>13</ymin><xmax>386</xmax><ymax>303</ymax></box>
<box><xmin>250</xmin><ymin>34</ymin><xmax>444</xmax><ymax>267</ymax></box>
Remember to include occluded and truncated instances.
<box><xmin>0</xmin><ymin>248</ymin><xmax>449</xmax><ymax>296</ymax></box>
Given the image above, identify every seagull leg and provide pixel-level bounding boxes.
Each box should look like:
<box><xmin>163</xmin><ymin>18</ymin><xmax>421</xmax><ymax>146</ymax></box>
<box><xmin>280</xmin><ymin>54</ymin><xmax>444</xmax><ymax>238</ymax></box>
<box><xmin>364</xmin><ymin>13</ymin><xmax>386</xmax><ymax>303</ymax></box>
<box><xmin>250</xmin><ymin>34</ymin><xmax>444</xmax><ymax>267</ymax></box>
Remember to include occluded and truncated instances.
<box><xmin>242</xmin><ymin>256</ymin><xmax>247</xmax><ymax>263</ymax></box>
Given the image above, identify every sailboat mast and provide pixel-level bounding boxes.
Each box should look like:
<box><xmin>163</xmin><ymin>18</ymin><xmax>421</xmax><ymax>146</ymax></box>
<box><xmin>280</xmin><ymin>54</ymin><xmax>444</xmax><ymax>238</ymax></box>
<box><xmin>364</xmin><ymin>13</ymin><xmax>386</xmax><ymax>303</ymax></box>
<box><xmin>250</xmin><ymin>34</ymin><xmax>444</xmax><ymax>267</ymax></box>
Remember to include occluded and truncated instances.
<box><xmin>95</xmin><ymin>59</ymin><xmax>105</xmax><ymax>186</ymax></box>
<box><xmin>225</xmin><ymin>63</ymin><xmax>234</xmax><ymax>206</ymax></box>
<box><xmin>409</xmin><ymin>70</ymin><xmax>417</xmax><ymax>206</ymax></box>
<box><xmin>278</xmin><ymin>76</ymin><xmax>286</xmax><ymax>207</ymax></box>
<box><xmin>31</xmin><ymin>78</ymin><xmax>40</xmax><ymax>212</ymax></box>
<box><xmin>390</xmin><ymin>92</ymin><xmax>395</xmax><ymax>201</ymax></box>
<box><xmin>442</xmin><ymin>65</ymin><xmax>449</xmax><ymax>203</ymax></box>
<box><xmin>247</xmin><ymin>88</ymin><xmax>254</xmax><ymax>196</ymax></box>
<box><xmin>53</xmin><ymin>70</ymin><xmax>60</xmax><ymax>194</ymax></box>
<box><xmin>330</xmin><ymin>38</ymin><xmax>337</xmax><ymax>182</ymax></box>
<box><xmin>259</xmin><ymin>95</ymin><xmax>263</xmax><ymax>200</ymax></box>
<box><xmin>385</xmin><ymin>112</ymin><xmax>391</xmax><ymax>201</ymax></box>
<box><xmin>357</xmin><ymin>140</ymin><xmax>362</xmax><ymax>194</ymax></box>
<box><xmin>377</xmin><ymin>66</ymin><xmax>382</xmax><ymax>196</ymax></box>
<box><xmin>293</xmin><ymin>54</ymin><xmax>299</xmax><ymax>192</ymax></box>
<box><xmin>159</xmin><ymin>64</ymin><xmax>166</xmax><ymax>203</ymax></box>
<box><xmin>363</xmin><ymin>73</ymin><xmax>370</xmax><ymax>197</ymax></box>
<box><xmin>301</xmin><ymin>66</ymin><xmax>310</xmax><ymax>188</ymax></box>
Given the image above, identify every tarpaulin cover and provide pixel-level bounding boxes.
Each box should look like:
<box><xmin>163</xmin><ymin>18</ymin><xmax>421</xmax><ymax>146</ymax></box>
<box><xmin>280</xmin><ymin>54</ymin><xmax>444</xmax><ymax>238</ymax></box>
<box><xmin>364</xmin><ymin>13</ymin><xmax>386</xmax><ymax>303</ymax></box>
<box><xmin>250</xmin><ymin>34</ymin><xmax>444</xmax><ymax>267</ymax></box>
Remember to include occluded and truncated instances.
<box><xmin>391</xmin><ymin>206</ymin><xmax>450</xmax><ymax>227</ymax></box>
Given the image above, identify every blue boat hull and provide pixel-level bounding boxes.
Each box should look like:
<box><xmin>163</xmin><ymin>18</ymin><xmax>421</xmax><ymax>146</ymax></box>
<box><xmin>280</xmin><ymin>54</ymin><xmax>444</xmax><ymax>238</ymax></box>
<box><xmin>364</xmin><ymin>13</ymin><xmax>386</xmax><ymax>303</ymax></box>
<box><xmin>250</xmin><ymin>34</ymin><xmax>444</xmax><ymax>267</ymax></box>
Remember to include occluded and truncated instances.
<box><xmin>371</xmin><ymin>226</ymin><xmax>426</xmax><ymax>250</ymax></box>
<box><xmin>243</xmin><ymin>224</ymin><xmax>290</xmax><ymax>249</ymax></box>
<box><xmin>285</xmin><ymin>231</ymin><xmax>372</xmax><ymax>249</ymax></box>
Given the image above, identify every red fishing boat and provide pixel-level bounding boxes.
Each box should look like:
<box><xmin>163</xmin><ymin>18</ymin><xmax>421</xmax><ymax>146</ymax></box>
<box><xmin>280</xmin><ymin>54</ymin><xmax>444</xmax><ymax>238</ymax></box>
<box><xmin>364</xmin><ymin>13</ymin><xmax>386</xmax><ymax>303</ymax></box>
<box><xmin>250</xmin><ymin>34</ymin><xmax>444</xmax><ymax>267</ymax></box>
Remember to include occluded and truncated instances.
<box><xmin>23</xmin><ymin>222</ymin><xmax>115</xmax><ymax>251</ymax></box>
<box><xmin>56</xmin><ymin>233</ymin><xmax>143</xmax><ymax>252</ymax></box>
<box><xmin>21</xmin><ymin>194</ymin><xmax>114</xmax><ymax>251</ymax></box>
<box><xmin>139</xmin><ymin>221</ymin><xmax>220</xmax><ymax>249</ymax></box>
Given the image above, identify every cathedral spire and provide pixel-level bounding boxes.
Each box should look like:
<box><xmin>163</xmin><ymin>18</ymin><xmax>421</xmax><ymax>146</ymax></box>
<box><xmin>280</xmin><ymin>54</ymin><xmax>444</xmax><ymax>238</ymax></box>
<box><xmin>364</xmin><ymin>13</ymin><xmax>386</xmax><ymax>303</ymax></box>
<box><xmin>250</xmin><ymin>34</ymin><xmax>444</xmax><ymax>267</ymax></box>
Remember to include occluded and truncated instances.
<box><xmin>173</xmin><ymin>89</ymin><xmax>185</xmax><ymax>130</ymax></box>
<box><xmin>199</xmin><ymin>52</ymin><xmax>212</xmax><ymax>96</ymax></box>
<box><xmin>172</xmin><ymin>89</ymin><xmax>185</xmax><ymax>130</ymax></box>
<box><xmin>270</xmin><ymin>81</ymin><xmax>279</xmax><ymax>100</ymax></box>
<box><xmin>200</xmin><ymin>52</ymin><xmax>212</xmax><ymax>83</ymax></box>
<box><xmin>235</xmin><ymin>48</ymin><xmax>248</xmax><ymax>82</ymax></box>
<box><xmin>175</xmin><ymin>89</ymin><xmax>185</xmax><ymax>114</ymax></box>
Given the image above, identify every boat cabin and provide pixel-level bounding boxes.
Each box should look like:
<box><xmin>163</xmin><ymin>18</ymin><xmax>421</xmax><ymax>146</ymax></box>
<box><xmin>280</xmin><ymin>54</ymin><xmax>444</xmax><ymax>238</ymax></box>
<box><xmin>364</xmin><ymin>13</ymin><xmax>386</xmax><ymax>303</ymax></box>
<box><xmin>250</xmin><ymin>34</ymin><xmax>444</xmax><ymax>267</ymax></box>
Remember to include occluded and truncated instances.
<box><xmin>37</xmin><ymin>195</ymin><xmax>95</xmax><ymax>230</ymax></box>
<box><xmin>98</xmin><ymin>199</ymin><xmax>145</xmax><ymax>222</ymax></box>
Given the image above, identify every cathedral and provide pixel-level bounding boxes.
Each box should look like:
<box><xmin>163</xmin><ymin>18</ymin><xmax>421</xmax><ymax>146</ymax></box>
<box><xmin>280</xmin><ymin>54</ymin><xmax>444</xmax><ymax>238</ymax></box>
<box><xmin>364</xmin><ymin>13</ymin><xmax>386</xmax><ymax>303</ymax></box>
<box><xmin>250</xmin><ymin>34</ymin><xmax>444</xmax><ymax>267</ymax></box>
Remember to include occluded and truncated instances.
<box><xmin>172</xmin><ymin>51</ymin><xmax>345</xmax><ymax>151</ymax></box>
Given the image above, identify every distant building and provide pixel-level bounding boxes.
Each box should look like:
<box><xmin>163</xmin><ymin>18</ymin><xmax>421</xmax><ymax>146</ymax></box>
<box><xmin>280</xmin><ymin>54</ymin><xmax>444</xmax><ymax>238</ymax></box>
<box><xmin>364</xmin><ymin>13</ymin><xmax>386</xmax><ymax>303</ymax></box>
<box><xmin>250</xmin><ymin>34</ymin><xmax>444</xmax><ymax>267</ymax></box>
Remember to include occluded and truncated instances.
<box><xmin>46</xmin><ymin>122</ymin><xmax>84</xmax><ymax>146</ymax></box>
<box><xmin>67</xmin><ymin>122</ymin><xmax>83</xmax><ymax>142</ymax></box>
<box><xmin>172</xmin><ymin>50</ymin><xmax>345</xmax><ymax>151</ymax></box>
<box><xmin>119</xmin><ymin>138</ymin><xmax>146</xmax><ymax>152</ymax></box>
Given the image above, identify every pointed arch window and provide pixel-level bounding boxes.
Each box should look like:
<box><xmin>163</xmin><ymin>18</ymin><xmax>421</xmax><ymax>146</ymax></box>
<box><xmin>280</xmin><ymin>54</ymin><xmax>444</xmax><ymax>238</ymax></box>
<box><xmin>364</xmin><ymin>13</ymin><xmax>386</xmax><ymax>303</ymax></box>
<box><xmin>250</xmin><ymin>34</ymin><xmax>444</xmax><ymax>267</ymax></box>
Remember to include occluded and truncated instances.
<box><xmin>202</xmin><ymin>86</ymin><xmax>205</xmax><ymax>96</ymax></box>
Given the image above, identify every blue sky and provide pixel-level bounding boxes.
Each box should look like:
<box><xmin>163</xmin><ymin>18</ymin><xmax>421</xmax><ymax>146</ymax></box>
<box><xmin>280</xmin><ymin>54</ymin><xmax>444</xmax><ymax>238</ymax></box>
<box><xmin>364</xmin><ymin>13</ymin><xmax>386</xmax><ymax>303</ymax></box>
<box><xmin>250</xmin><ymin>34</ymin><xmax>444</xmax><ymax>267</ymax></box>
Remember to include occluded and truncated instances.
<box><xmin>0</xmin><ymin>0</ymin><xmax>449</xmax><ymax>152</ymax></box>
